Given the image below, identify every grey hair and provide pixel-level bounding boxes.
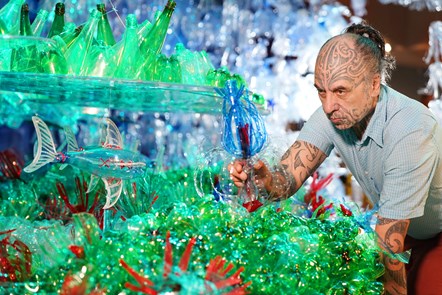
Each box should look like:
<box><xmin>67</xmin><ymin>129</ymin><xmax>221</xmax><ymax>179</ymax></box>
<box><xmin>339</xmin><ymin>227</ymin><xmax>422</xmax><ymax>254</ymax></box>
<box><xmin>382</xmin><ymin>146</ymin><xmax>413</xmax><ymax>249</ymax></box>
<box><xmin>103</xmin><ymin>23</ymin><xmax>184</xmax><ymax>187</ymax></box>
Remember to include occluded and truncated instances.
<box><xmin>344</xmin><ymin>21</ymin><xmax>396</xmax><ymax>84</ymax></box>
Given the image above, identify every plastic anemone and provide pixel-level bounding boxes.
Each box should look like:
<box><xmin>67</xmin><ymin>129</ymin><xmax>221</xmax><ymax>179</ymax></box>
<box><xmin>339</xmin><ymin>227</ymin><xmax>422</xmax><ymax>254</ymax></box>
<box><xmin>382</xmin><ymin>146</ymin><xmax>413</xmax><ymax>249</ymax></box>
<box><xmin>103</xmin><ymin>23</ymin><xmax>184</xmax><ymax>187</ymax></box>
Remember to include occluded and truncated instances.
<box><xmin>120</xmin><ymin>231</ymin><xmax>251</xmax><ymax>294</ymax></box>
<box><xmin>216</xmin><ymin>80</ymin><xmax>267</xmax><ymax>159</ymax></box>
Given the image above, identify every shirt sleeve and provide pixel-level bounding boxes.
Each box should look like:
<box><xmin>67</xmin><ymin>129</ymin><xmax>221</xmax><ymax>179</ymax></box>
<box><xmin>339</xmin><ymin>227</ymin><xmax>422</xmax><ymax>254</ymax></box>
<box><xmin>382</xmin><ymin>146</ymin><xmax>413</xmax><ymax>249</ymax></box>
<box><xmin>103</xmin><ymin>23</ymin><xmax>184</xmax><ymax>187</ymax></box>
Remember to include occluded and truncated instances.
<box><xmin>378</xmin><ymin>119</ymin><xmax>440</xmax><ymax>220</ymax></box>
<box><xmin>296</xmin><ymin>107</ymin><xmax>335</xmax><ymax>156</ymax></box>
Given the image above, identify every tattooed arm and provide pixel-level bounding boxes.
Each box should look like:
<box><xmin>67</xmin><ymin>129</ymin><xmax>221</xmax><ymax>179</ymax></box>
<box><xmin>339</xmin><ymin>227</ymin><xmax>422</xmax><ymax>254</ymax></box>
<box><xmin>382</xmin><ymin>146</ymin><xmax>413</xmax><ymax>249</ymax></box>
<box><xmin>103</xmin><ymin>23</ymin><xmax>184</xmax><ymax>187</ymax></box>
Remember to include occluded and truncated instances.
<box><xmin>229</xmin><ymin>140</ymin><xmax>327</xmax><ymax>200</ymax></box>
<box><xmin>375</xmin><ymin>217</ymin><xmax>410</xmax><ymax>295</ymax></box>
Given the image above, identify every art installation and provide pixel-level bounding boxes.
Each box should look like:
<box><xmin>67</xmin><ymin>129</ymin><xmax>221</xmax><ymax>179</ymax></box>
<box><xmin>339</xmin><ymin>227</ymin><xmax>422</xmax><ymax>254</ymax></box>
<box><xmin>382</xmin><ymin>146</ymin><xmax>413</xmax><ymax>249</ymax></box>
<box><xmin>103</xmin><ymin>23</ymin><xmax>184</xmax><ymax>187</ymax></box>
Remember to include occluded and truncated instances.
<box><xmin>0</xmin><ymin>0</ymin><xmax>436</xmax><ymax>293</ymax></box>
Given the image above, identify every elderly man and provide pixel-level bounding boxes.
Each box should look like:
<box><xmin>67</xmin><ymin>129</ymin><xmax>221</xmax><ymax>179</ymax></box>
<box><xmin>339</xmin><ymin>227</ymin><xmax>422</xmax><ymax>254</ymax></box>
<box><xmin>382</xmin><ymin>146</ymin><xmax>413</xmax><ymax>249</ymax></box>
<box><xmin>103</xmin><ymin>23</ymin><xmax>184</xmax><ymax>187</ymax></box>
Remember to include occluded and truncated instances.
<box><xmin>230</xmin><ymin>22</ymin><xmax>442</xmax><ymax>295</ymax></box>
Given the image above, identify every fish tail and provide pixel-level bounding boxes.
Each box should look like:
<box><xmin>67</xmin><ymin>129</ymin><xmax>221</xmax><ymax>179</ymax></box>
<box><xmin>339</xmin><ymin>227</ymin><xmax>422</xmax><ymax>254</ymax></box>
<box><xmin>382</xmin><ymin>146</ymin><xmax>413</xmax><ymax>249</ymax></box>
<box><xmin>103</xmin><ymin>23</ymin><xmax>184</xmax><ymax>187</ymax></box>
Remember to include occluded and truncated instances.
<box><xmin>24</xmin><ymin>116</ymin><xmax>57</xmax><ymax>173</ymax></box>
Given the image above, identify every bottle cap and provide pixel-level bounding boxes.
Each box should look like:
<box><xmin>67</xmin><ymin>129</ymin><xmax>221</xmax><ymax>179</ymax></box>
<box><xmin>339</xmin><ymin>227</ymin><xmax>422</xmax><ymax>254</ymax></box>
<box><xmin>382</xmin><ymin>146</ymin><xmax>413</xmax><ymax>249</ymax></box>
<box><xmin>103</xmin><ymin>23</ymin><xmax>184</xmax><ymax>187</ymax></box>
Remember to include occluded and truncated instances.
<box><xmin>55</xmin><ymin>2</ymin><xmax>65</xmax><ymax>15</ymax></box>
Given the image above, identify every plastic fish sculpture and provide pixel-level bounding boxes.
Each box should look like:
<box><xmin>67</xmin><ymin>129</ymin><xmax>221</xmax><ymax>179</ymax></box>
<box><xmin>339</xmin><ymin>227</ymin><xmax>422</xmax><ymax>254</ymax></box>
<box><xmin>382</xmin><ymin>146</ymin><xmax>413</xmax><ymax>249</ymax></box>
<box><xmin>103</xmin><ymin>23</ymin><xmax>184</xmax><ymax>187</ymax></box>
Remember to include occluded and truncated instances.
<box><xmin>24</xmin><ymin>116</ymin><xmax>152</xmax><ymax>209</ymax></box>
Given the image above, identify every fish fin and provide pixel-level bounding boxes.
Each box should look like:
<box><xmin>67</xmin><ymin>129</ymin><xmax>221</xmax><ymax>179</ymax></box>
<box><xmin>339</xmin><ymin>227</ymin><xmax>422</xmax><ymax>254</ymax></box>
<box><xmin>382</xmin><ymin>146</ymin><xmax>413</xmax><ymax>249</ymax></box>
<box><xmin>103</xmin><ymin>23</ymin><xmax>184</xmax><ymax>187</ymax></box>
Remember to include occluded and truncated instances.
<box><xmin>101</xmin><ymin>118</ymin><xmax>123</xmax><ymax>149</ymax></box>
<box><xmin>86</xmin><ymin>175</ymin><xmax>100</xmax><ymax>193</ymax></box>
<box><xmin>102</xmin><ymin>178</ymin><xmax>123</xmax><ymax>209</ymax></box>
<box><xmin>59</xmin><ymin>164</ymin><xmax>68</xmax><ymax>170</ymax></box>
<box><xmin>24</xmin><ymin>116</ymin><xmax>57</xmax><ymax>173</ymax></box>
<box><xmin>64</xmin><ymin>125</ymin><xmax>79</xmax><ymax>152</ymax></box>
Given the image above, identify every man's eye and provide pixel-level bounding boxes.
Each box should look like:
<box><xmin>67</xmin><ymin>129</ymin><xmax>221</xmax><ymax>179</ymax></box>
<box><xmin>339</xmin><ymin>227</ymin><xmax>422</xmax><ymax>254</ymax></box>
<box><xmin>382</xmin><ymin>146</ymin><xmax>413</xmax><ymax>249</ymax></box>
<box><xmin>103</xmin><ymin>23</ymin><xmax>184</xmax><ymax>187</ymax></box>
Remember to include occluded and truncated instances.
<box><xmin>336</xmin><ymin>89</ymin><xmax>346</xmax><ymax>96</ymax></box>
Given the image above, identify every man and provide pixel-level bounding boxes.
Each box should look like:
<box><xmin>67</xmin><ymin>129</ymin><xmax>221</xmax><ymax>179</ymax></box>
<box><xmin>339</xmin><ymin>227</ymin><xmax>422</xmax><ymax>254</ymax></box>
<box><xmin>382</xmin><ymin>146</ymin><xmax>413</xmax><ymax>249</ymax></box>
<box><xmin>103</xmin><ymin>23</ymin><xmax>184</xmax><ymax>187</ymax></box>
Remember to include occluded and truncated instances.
<box><xmin>229</xmin><ymin>22</ymin><xmax>442</xmax><ymax>295</ymax></box>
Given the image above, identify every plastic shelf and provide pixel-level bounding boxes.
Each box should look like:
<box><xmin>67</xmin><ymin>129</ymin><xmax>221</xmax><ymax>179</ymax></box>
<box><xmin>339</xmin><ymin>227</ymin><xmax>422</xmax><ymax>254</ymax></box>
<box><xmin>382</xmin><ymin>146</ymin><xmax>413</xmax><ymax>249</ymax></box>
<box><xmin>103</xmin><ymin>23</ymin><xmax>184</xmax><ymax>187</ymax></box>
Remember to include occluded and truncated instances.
<box><xmin>0</xmin><ymin>71</ymin><xmax>269</xmax><ymax>115</ymax></box>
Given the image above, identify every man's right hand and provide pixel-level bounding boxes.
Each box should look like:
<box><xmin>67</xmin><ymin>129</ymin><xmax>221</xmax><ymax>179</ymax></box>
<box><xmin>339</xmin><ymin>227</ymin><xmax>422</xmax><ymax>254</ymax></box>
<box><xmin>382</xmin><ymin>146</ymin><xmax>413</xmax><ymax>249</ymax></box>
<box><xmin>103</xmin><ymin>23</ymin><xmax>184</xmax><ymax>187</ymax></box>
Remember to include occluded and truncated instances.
<box><xmin>228</xmin><ymin>160</ymin><xmax>273</xmax><ymax>192</ymax></box>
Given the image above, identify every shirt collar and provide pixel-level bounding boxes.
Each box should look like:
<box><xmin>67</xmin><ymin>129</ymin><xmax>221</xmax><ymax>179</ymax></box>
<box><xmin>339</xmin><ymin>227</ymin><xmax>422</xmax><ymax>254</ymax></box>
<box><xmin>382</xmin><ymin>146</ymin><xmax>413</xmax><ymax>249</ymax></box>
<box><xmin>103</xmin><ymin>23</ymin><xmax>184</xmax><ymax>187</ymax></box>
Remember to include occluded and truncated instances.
<box><xmin>359</xmin><ymin>85</ymin><xmax>387</xmax><ymax>147</ymax></box>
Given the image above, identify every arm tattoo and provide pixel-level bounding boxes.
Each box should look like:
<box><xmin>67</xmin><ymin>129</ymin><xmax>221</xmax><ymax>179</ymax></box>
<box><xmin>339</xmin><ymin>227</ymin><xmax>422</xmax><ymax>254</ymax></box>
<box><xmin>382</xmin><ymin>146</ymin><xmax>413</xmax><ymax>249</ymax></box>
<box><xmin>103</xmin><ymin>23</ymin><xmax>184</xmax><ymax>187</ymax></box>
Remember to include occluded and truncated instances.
<box><xmin>276</xmin><ymin>141</ymin><xmax>326</xmax><ymax>198</ymax></box>
<box><xmin>377</xmin><ymin>218</ymin><xmax>409</xmax><ymax>295</ymax></box>
<box><xmin>377</xmin><ymin>217</ymin><xmax>400</xmax><ymax>226</ymax></box>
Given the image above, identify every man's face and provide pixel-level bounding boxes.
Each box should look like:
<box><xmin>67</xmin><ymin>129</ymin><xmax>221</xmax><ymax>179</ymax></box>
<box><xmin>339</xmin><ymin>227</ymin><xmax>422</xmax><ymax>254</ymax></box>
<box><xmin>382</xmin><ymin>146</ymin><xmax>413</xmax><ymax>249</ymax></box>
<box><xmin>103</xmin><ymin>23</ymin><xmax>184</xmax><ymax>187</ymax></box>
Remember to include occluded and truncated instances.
<box><xmin>314</xmin><ymin>36</ymin><xmax>380</xmax><ymax>130</ymax></box>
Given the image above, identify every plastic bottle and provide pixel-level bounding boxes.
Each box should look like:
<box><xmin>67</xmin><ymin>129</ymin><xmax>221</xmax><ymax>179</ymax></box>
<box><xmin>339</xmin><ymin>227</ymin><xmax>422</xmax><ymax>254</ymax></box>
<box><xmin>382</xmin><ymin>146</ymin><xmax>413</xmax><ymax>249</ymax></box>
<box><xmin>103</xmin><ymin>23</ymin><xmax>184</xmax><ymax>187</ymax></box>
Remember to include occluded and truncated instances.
<box><xmin>96</xmin><ymin>3</ymin><xmax>116</xmax><ymax>46</ymax></box>
<box><xmin>136</xmin><ymin>0</ymin><xmax>176</xmax><ymax>80</ymax></box>
<box><xmin>0</xmin><ymin>0</ymin><xmax>26</xmax><ymax>35</ymax></box>
<box><xmin>139</xmin><ymin>0</ymin><xmax>176</xmax><ymax>57</ymax></box>
<box><xmin>19</xmin><ymin>3</ymin><xmax>32</xmax><ymax>36</ymax></box>
<box><xmin>64</xmin><ymin>9</ymin><xmax>101</xmax><ymax>75</ymax></box>
<box><xmin>10</xmin><ymin>3</ymin><xmax>38</xmax><ymax>73</ymax></box>
<box><xmin>47</xmin><ymin>2</ymin><xmax>65</xmax><ymax>38</ymax></box>
<box><xmin>31</xmin><ymin>9</ymin><xmax>49</xmax><ymax>37</ymax></box>
<box><xmin>114</xmin><ymin>14</ymin><xmax>143</xmax><ymax>79</ymax></box>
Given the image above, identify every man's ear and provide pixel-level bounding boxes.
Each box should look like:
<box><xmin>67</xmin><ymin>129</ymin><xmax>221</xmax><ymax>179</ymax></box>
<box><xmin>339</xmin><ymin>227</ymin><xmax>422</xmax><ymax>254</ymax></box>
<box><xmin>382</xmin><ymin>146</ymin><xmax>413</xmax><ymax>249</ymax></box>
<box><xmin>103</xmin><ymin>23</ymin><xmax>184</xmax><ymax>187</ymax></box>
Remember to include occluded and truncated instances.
<box><xmin>371</xmin><ymin>73</ymin><xmax>381</xmax><ymax>97</ymax></box>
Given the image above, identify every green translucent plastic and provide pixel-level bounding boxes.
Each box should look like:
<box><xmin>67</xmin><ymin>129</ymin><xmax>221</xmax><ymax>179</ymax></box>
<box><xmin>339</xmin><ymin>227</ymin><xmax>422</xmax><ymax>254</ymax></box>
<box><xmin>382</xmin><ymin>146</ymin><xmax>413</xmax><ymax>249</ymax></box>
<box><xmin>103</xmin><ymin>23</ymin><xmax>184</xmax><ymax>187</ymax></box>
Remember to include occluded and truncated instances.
<box><xmin>83</xmin><ymin>43</ymin><xmax>115</xmax><ymax>77</ymax></box>
<box><xmin>10</xmin><ymin>4</ymin><xmax>36</xmax><ymax>72</ymax></box>
<box><xmin>18</xmin><ymin>3</ymin><xmax>32</xmax><ymax>36</ymax></box>
<box><xmin>206</xmin><ymin>66</ymin><xmax>247</xmax><ymax>88</ymax></box>
<box><xmin>135</xmin><ymin>1</ymin><xmax>176</xmax><ymax>80</ymax></box>
<box><xmin>136</xmin><ymin>18</ymin><xmax>152</xmax><ymax>47</ymax></box>
<box><xmin>1</xmin><ymin>35</ymin><xmax>67</xmax><ymax>74</ymax></box>
<box><xmin>174</xmin><ymin>43</ymin><xmax>214</xmax><ymax>86</ymax></box>
<box><xmin>64</xmin><ymin>9</ymin><xmax>101</xmax><ymax>75</ymax></box>
<box><xmin>96</xmin><ymin>3</ymin><xmax>116</xmax><ymax>46</ymax></box>
<box><xmin>113</xmin><ymin>14</ymin><xmax>142</xmax><ymax>79</ymax></box>
<box><xmin>31</xmin><ymin>9</ymin><xmax>49</xmax><ymax>37</ymax></box>
<box><xmin>0</xmin><ymin>0</ymin><xmax>25</xmax><ymax>35</ymax></box>
<box><xmin>149</xmin><ymin>53</ymin><xmax>182</xmax><ymax>83</ymax></box>
<box><xmin>139</xmin><ymin>0</ymin><xmax>176</xmax><ymax>57</ymax></box>
<box><xmin>55</xmin><ymin>23</ymin><xmax>82</xmax><ymax>52</ymax></box>
<box><xmin>47</xmin><ymin>2</ymin><xmax>65</xmax><ymax>38</ymax></box>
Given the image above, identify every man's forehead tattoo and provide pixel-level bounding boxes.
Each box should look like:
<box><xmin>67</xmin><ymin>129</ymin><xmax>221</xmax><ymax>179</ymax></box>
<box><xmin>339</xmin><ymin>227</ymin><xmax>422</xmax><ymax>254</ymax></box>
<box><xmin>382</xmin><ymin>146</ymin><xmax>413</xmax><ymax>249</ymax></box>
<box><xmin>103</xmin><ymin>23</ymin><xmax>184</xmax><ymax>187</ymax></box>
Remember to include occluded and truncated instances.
<box><xmin>316</xmin><ymin>37</ymin><xmax>366</xmax><ymax>88</ymax></box>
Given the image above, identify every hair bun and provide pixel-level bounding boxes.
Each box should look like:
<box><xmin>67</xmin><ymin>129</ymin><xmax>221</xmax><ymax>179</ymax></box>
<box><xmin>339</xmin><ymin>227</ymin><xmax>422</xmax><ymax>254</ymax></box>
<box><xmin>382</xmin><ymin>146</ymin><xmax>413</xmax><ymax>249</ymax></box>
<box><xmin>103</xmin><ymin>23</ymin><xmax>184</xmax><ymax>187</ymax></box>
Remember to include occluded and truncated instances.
<box><xmin>345</xmin><ymin>21</ymin><xmax>386</xmax><ymax>57</ymax></box>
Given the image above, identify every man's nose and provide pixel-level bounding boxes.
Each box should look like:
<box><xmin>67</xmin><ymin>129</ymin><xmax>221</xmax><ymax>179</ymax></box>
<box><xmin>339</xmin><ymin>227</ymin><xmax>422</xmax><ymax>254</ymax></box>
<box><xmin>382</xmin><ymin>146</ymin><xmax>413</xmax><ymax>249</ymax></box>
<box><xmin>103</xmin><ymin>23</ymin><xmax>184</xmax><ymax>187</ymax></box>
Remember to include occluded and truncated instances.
<box><xmin>322</xmin><ymin>93</ymin><xmax>338</xmax><ymax>114</ymax></box>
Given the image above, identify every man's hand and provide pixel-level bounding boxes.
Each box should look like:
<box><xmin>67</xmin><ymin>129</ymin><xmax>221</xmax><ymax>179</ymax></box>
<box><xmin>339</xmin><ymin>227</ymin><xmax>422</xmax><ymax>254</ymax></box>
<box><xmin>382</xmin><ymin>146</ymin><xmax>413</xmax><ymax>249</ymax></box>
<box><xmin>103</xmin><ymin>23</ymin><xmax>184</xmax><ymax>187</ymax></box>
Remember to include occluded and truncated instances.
<box><xmin>228</xmin><ymin>160</ymin><xmax>272</xmax><ymax>191</ymax></box>
<box><xmin>228</xmin><ymin>140</ymin><xmax>327</xmax><ymax>201</ymax></box>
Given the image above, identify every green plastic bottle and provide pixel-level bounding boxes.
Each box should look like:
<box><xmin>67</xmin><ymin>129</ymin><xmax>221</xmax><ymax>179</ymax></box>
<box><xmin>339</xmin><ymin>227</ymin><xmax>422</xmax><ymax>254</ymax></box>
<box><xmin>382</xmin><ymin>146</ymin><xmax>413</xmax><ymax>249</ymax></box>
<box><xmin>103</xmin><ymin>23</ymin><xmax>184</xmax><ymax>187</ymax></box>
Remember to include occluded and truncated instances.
<box><xmin>0</xmin><ymin>0</ymin><xmax>26</xmax><ymax>35</ymax></box>
<box><xmin>47</xmin><ymin>2</ymin><xmax>65</xmax><ymax>38</ymax></box>
<box><xmin>52</xmin><ymin>23</ymin><xmax>83</xmax><ymax>53</ymax></box>
<box><xmin>151</xmin><ymin>54</ymin><xmax>181</xmax><ymax>83</ymax></box>
<box><xmin>136</xmin><ymin>0</ymin><xmax>176</xmax><ymax>80</ymax></box>
<box><xmin>174</xmin><ymin>43</ymin><xmax>214</xmax><ymax>85</ymax></box>
<box><xmin>10</xmin><ymin>3</ymin><xmax>39</xmax><ymax>73</ymax></box>
<box><xmin>96</xmin><ymin>3</ymin><xmax>116</xmax><ymax>46</ymax></box>
<box><xmin>39</xmin><ymin>36</ymin><xmax>68</xmax><ymax>75</ymax></box>
<box><xmin>205</xmin><ymin>67</ymin><xmax>233</xmax><ymax>88</ymax></box>
<box><xmin>136</xmin><ymin>18</ymin><xmax>152</xmax><ymax>47</ymax></box>
<box><xmin>114</xmin><ymin>14</ymin><xmax>142</xmax><ymax>79</ymax></box>
<box><xmin>31</xmin><ymin>9</ymin><xmax>49</xmax><ymax>37</ymax></box>
<box><xmin>64</xmin><ymin>9</ymin><xmax>101</xmax><ymax>75</ymax></box>
<box><xmin>19</xmin><ymin>3</ymin><xmax>32</xmax><ymax>36</ymax></box>
<box><xmin>61</xmin><ymin>24</ymin><xmax>83</xmax><ymax>48</ymax></box>
<box><xmin>139</xmin><ymin>0</ymin><xmax>176</xmax><ymax>57</ymax></box>
<box><xmin>111</xmin><ymin>16</ymin><xmax>152</xmax><ymax>65</ymax></box>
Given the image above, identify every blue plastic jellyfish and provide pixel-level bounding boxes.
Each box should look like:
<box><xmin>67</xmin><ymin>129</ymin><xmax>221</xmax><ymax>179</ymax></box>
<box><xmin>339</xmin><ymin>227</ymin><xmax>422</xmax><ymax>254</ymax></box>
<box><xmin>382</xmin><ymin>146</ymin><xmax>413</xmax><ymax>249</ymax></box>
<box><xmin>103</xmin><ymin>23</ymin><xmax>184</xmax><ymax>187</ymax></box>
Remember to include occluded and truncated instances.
<box><xmin>216</xmin><ymin>80</ymin><xmax>267</xmax><ymax>212</ymax></box>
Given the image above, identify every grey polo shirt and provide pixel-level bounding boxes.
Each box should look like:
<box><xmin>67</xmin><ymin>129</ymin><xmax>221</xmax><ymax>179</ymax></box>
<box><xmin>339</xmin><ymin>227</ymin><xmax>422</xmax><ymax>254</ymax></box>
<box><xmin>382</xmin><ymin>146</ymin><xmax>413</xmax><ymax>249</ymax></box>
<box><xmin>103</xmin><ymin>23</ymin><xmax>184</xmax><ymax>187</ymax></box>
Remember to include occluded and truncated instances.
<box><xmin>297</xmin><ymin>85</ymin><xmax>442</xmax><ymax>239</ymax></box>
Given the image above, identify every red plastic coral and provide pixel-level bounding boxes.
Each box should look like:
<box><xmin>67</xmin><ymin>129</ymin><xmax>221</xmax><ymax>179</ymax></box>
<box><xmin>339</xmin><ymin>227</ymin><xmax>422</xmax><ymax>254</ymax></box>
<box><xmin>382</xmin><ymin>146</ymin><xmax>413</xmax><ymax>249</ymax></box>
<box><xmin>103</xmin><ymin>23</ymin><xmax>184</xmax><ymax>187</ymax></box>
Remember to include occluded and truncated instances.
<box><xmin>120</xmin><ymin>231</ymin><xmax>251</xmax><ymax>294</ymax></box>
<box><xmin>0</xmin><ymin>229</ymin><xmax>32</xmax><ymax>282</ymax></box>
<box><xmin>304</xmin><ymin>172</ymin><xmax>334</xmax><ymax>217</ymax></box>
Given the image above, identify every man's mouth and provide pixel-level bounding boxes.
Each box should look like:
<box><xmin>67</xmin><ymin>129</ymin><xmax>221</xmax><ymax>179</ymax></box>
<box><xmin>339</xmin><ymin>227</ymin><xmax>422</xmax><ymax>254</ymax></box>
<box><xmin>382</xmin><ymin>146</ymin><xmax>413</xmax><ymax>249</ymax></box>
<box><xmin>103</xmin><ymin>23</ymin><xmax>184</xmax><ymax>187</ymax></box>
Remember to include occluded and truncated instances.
<box><xmin>330</xmin><ymin>117</ymin><xmax>342</xmax><ymax>124</ymax></box>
